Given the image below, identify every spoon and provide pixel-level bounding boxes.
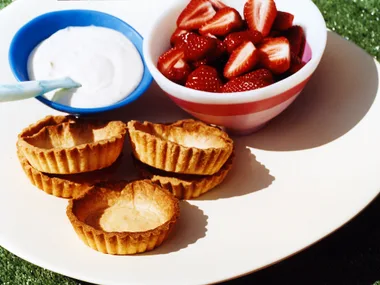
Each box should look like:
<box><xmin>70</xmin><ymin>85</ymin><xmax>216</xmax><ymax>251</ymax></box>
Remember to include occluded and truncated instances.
<box><xmin>0</xmin><ymin>77</ymin><xmax>81</xmax><ymax>102</ymax></box>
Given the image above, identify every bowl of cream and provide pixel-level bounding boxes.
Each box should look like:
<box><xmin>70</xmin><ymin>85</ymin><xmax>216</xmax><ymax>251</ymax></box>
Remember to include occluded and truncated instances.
<box><xmin>9</xmin><ymin>9</ymin><xmax>152</xmax><ymax>114</ymax></box>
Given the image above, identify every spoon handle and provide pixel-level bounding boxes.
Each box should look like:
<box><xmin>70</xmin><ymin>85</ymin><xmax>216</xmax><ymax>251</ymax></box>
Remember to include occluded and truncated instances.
<box><xmin>0</xmin><ymin>77</ymin><xmax>81</xmax><ymax>102</ymax></box>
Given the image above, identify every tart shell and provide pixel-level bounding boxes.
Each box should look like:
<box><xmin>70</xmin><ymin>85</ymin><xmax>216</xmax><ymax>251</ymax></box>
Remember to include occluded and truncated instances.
<box><xmin>66</xmin><ymin>180</ymin><xmax>180</xmax><ymax>255</ymax></box>
<box><xmin>133</xmin><ymin>152</ymin><xmax>234</xmax><ymax>199</ymax></box>
<box><xmin>127</xmin><ymin>119</ymin><xmax>234</xmax><ymax>175</ymax></box>
<box><xmin>17</xmin><ymin>149</ymin><xmax>122</xmax><ymax>199</ymax></box>
<box><xmin>17</xmin><ymin>115</ymin><xmax>127</xmax><ymax>174</ymax></box>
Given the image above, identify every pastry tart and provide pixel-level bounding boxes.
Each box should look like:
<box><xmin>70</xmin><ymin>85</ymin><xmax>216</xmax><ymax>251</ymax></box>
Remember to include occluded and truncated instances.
<box><xmin>133</xmin><ymin>152</ymin><xmax>234</xmax><ymax>199</ymax></box>
<box><xmin>17</xmin><ymin>115</ymin><xmax>127</xmax><ymax>174</ymax></box>
<box><xmin>127</xmin><ymin>119</ymin><xmax>234</xmax><ymax>175</ymax></box>
<box><xmin>66</xmin><ymin>180</ymin><xmax>179</xmax><ymax>255</ymax></box>
<box><xmin>17</xmin><ymin>149</ymin><xmax>122</xmax><ymax>199</ymax></box>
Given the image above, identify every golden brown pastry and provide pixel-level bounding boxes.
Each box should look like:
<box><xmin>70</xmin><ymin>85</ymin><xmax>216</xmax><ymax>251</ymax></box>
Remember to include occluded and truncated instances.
<box><xmin>127</xmin><ymin>119</ymin><xmax>233</xmax><ymax>175</ymax></box>
<box><xmin>17</xmin><ymin>115</ymin><xmax>127</xmax><ymax>174</ymax></box>
<box><xmin>66</xmin><ymin>180</ymin><xmax>179</xmax><ymax>255</ymax></box>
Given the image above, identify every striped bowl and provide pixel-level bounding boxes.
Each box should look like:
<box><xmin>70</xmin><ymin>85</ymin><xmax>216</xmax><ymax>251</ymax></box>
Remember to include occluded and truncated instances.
<box><xmin>143</xmin><ymin>0</ymin><xmax>327</xmax><ymax>135</ymax></box>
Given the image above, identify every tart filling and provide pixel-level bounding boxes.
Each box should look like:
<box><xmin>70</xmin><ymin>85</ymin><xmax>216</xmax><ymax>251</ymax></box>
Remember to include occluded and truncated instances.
<box><xmin>127</xmin><ymin>119</ymin><xmax>234</xmax><ymax>175</ymax></box>
<box><xmin>66</xmin><ymin>180</ymin><xmax>179</xmax><ymax>255</ymax></box>
<box><xmin>133</xmin><ymin>152</ymin><xmax>234</xmax><ymax>199</ymax></box>
<box><xmin>17</xmin><ymin>115</ymin><xmax>127</xmax><ymax>174</ymax></box>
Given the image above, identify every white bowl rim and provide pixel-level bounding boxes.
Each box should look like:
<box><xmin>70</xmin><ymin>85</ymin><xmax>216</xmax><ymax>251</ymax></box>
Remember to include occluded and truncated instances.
<box><xmin>143</xmin><ymin>0</ymin><xmax>327</xmax><ymax>105</ymax></box>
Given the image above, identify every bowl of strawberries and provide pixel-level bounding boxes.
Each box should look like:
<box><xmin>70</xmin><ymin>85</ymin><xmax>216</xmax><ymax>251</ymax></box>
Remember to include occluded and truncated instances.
<box><xmin>143</xmin><ymin>0</ymin><xmax>327</xmax><ymax>135</ymax></box>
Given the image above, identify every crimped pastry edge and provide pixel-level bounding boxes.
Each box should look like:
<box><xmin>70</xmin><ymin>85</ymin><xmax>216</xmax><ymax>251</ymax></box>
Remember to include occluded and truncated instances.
<box><xmin>66</xmin><ymin>180</ymin><xmax>180</xmax><ymax>255</ymax></box>
<box><xmin>17</xmin><ymin>115</ymin><xmax>127</xmax><ymax>174</ymax></box>
<box><xmin>133</xmin><ymin>151</ymin><xmax>234</xmax><ymax>199</ymax></box>
<box><xmin>127</xmin><ymin>119</ymin><xmax>234</xmax><ymax>175</ymax></box>
<box><xmin>17</xmin><ymin>149</ymin><xmax>122</xmax><ymax>199</ymax></box>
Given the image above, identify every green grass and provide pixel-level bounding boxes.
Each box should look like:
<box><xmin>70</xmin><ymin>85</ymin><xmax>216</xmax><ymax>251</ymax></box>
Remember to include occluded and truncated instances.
<box><xmin>0</xmin><ymin>0</ymin><xmax>380</xmax><ymax>284</ymax></box>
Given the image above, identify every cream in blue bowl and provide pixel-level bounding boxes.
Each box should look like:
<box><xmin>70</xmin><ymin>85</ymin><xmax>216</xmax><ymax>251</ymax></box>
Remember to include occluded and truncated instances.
<box><xmin>9</xmin><ymin>9</ymin><xmax>152</xmax><ymax>115</ymax></box>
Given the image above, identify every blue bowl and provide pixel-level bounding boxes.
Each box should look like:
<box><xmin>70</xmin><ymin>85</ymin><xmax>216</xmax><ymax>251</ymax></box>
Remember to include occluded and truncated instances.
<box><xmin>8</xmin><ymin>9</ymin><xmax>153</xmax><ymax>115</ymax></box>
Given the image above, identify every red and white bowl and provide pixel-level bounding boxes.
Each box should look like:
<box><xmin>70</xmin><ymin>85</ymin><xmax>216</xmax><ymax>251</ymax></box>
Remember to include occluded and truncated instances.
<box><xmin>143</xmin><ymin>0</ymin><xmax>327</xmax><ymax>135</ymax></box>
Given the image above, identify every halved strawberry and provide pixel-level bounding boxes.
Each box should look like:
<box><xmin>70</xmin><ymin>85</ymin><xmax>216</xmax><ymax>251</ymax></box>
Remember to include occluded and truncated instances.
<box><xmin>186</xmin><ymin>65</ymin><xmax>223</xmax><ymax>92</ymax></box>
<box><xmin>191</xmin><ymin>58</ymin><xmax>209</xmax><ymax>69</ymax></box>
<box><xmin>222</xmin><ymin>77</ymin><xmax>271</xmax><ymax>92</ymax></box>
<box><xmin>176</xmin><ymin>32</ymin><xmax>217</xmax><ymax>62</ymax></box>
<box><xmin>244</xmin><ymin>0</ymin><xmax>277</xmax><ymax>37</ymax></box>
<box><xmin>258</xmin><ymin>37</ymin><xmax>290</xmax><ymax>74</ymax></box>
<box><xmin>170</xmin><ymin>28</ymin><xmax>189</xmax><ymax>46</ymax></box>
<box><xmin>224</xmin><ymin>41</ymin><xmax>259</xmax><ymax>79</ymax></box>
<box><xmin>199</xmin><ymin>7</ymin><xmax>244</xmax><ymax>37</ymax></box>
<box><xmin>208</xmin><ymin>0</ymin><xmax>228</xmax><ymax>10</ymax></box>
<box><xmin>223</xmin><ymin>30</ymin><xmax>263</xmax><ymax>53</ymax></box>
<box><xmin>177</xmin><ymin>0</ymin><xmax>216</xmax><ymax>30</ymax></box>
<box><xmin>207</xmin><ymin>38</ymin><xmax>227</xmax><ymax>62</ymax></box>
<box><xmin>288</xmin><ymin>53</ymin><xmax>306</xmax><ymax>74</ymax></box>
<box><xmin>272</xmin><ymin>11</ymin><xmax>294</xmax><ymax>31</ymax></box>
<box><xmin>284</xmin><ymin>25</ymin><xmax>306</xmax><ymax>57</ymax></box>
<box><xmin>241</xmin><ymin>68</ymin><xmax>274</xmax><ymax>83</ymax></box>
<box><xmin>157</xmin><ymin>48</ymin><xmax>191</xmax><ymax>84</ymax></box>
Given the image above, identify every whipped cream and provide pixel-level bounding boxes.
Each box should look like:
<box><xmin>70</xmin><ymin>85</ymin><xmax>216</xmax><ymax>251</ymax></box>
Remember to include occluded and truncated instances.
<box><xmin>27</xmin><ymin>26</ymin><xmax>144</xmax><ymax>108</ymax></box>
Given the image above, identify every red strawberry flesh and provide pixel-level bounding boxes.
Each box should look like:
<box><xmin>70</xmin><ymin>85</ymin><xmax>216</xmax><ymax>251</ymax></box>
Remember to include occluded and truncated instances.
<box><xmin>272</xmin><ymin>11</ymin><xmax>294</xmax><ymax>31</ymax></box>
<box><xmin>224</xmin><ymin>41</ymin><xmax>259</xmax><ymax>79</ymax></box>
<box><xmin>170</xmin><ymin>28</ymin><xmax>189</xmax><ymax>46</ymax></box>
<box><xmin>223</xmin><ymin>30</ymin><xmax>263</xmax><ymax>53</ymax></box>
<box><xmin>157</xmin><ymin>48</ymin><xmax>190</xmax><ymax>84</ymax></box>
<box><xmin>199</xmin><ymin>7</ymin><xmax>244</xmax><ymax>37</ymax></box>
<box><xmin>259</xmin><ymin>37</ymin><xmax>290</xmax><ymax>74</ymax></box>
<box><xmin>176</xmin><ymin>32</ymin><xmax>217</xmax><ymax>62</ymax></box>
<box><xmin>284</xmin><ymin>25</ymin><xmax>306</xmax><ymax>57</ymax></box>
<box><xmin>244</xmin><ymin>0</ymin><xmax>277</xmax><ymax>37</ymax></box>
<box><xmin>186</xmin><ymin>65</ymin><xmax>223</xmax><ymax>92</ymax></box>
<box><xmin>222</xmin><ymin>77</ymin><xmax>271</xmax><ymax>93</ymax></box>
<box><xmin>177</xmin><ymin>0</ymin><xmax>216</xmax><ymax>30</ymax></box>
<box><xmin>208</xmin><ymin>0</ymin><xmax>228</xmax><ymax>10</ymax></box>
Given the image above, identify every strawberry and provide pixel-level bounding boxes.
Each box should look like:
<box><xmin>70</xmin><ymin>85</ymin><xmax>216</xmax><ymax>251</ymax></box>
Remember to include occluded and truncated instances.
<box><xmin>223</xmin><ymin>30</ymin><xmax>263</xmax><ymax>53</ymax></box>
<box><xmin>208</xmin><ymin>0</ymin><xmax>228</xmax><ymax>10</ymax></box>
<box><xmin>176</xmin><ymin>32</ymin><xmax>217</xmax><ymax>62</ymax></box>
<box><xmin>186</xmin><ymin>65</ymin><xmax>223</xmax><ymax>92</ymax></box>
<box><xmin>272</xmin><ymin>11</ymin><xmax>294</xmax><ymax>31</ymax></box>
<box><xmin>224</xmin><ymin>41</ymin><xmax>259</xmax><ymax>79</ymax></box>
<box><xmin>170</xmin><ymin>28</ymin><xmax>189</xmax><ymax>46</ymax></box>
<box><xmin>288</xmin><ymin>53</ymin><xmax>306</xmax><ymax>74</ymax></box>
<box><xmin>157</xmin><ymin>48</ymin><xmax>191</xmax><ymax>84</ymax></box>
<box><xmin>284</xmin><ymin>25</ymin><xmax>306</xmax><ymax>57</ymax></box>
<box><xmin>199</xmin><ymin>7</ymin><xmax>244</xmax><ymax>37</ymax></box>
<box><xmin>191</xmin><ymin>58</ymin><xmax>209</xmax><ymax>69</ymax></box>
<box><xmin>207</xmin><ymin>38</ymin><xmax>227</xmax><ymax>62</ymax></box>
<box><xmin>222</xmin><ymin>77</ymin><xmax>271</xmax><ymax>92</ymax></box>
<box><xmin>268</xmin><ymin>30</ymin><xmax>282</xmax><ymax>38</ymax></box>
<box><xmin>177</xmin><ymin>0</ymin><xmax>216</xmax><ymax>30</ymax></box>
<box><xmin>258</xmin><ymin>37</ymin><xmax>290</xmax><ymax>74</ymax></box>
<box><xmin>244</xmin><ymin>0</ymin><xmax>277</xmax><ymax>37</ymax></box>
<box><xmin>241</xmin><ymin>68</ymin><xmax>274</xmax><ymax>83</ymax></box>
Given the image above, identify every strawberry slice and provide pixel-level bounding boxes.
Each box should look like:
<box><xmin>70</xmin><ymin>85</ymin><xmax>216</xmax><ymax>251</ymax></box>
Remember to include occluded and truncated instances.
<box><xmin>222</xmin><ymin>77</ymin><xmax>271</xmax><ymax>92</ymax></box>
<box><xmin>272</xmin><ymin>11</ymin><xmax>294</xmax><ymax>31</ymax></box>
<box><xmin>199</xmin><ymin>7</ymin><xmax>244</xmax><ymax>37</ymax></box>
<box><xmin>186</xmin><ymin>65</ymin><xmax>223</xmax><ymax>92</ymax></box>
<box><xmin>224</xmin><ymin>41</ymin><xmax>259</xmax><ymax>79</ymax></box>
<box><xmin>157</xmin><ymin>48</ymin><xmax>191</xmax><ymax>84</ymax></box>
<box><xmin>288</xmin><ymin>53</ymin><xmax>306</xmax><ymax>74</ymax></box>
<box><xmin>258</xmin><ymin>37</ymin><xmax>290</xmax><ymax>74</ymax></box>
<box><xmin>208</xmin><ymin>0</ymin><xmax>228</xmax><ymax>10</ymax></box>
<box><xmin>223</xmin><ymin>30</ymin><xmax>263</xmax><ymax>53</ymax></box>
<box><xmin>241</xmin><ymin>68</ymin><xmax>274</xmax><ymax>83</ymax></box>
<box><xmin>284</xmin><ymin>25</ymin><xmax>306</xmax><ymax>57</ymax></box>
<box><xmin>176</xmin><ymin>32</ymin><xmax>217</xmax><ymax>62</ymax></box>
<box><xmin>177</xmin><ymin>0</ymin><xmax>216</xmax><ymax>30</ymax></box>
<box><xmin>170</xmin><ymin>28</ymin><xmax>189</xmax><ymax>46</ymax></box>
<box><xmin>244</xmin><ymin>0</ymin><xmax>277</xmax><ymax>37</ymax></box>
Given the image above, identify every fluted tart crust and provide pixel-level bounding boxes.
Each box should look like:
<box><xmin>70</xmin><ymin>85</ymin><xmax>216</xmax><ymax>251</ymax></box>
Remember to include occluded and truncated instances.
<box><xmin>67</xmin><ymin>180</ymin><xmax>180</xmax><ymax>255</ymax></box>
<box><xmin>133</xmin><ymin>151</ymin><xmax>234</xmax><ymax>199</ymax></box>
<box><xmin>17</xmin><ymin>149</ymin><xmax>122</xmax><ymax>199</ymax></box>
<box><xmin>127</xmin><ymin>119</ymin><xmax>234</xmax><ymax>175</ymax></box>
<box><xmin>17</xmin><ymin>115</ymin><xmax>127</xmax><ymax>174</ymax></box>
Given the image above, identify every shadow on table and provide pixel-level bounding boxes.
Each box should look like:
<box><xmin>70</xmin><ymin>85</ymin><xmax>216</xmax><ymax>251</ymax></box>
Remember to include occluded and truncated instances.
<box><xmin>196</xmin><ymin>139</ymin><xmax>275</xmax><ymax>200</ymax></box>
<box><xmin>243</xmin><ymin>31</ymin><xmax>379</xmax><ymax>151</ymax></box>
<box><xmin>142</xmin><ymin>201</ymin><xmax>208</xmax><ymax>255</ymax></box>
